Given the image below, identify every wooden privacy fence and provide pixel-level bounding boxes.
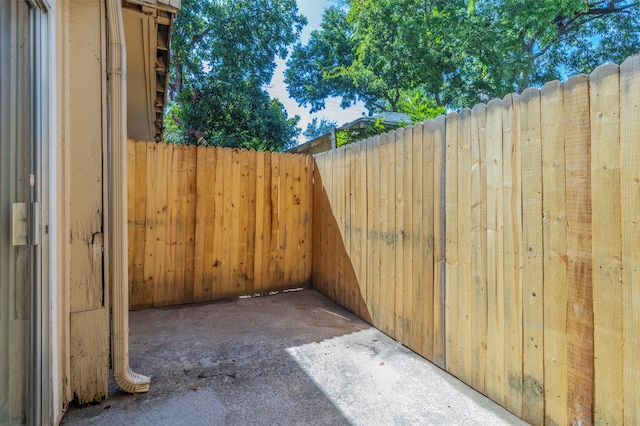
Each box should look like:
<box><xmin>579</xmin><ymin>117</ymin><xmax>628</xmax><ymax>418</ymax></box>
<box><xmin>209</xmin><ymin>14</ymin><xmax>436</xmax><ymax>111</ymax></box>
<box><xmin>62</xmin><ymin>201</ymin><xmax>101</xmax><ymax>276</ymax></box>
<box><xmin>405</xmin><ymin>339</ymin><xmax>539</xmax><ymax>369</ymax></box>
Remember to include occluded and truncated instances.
<box><xmin>312</xmin><ymin>57</ymin><xmax>640</xmax><ymax>426</ymax></box>
<box><xmin>127</xmin><ymin>142</ymin><xmax>313</xmax><ymax>309</ymax></box>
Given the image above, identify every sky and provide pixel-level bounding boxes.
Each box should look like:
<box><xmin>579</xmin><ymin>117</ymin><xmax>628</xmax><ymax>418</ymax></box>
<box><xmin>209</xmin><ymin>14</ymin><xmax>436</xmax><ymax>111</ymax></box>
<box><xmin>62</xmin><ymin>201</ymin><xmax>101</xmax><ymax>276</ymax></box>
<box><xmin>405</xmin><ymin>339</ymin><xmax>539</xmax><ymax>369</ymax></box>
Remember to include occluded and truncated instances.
<box><xmin>264</xmin><ymin>0</ymin><xmax>367</xmax><ymax>143</ymax></box>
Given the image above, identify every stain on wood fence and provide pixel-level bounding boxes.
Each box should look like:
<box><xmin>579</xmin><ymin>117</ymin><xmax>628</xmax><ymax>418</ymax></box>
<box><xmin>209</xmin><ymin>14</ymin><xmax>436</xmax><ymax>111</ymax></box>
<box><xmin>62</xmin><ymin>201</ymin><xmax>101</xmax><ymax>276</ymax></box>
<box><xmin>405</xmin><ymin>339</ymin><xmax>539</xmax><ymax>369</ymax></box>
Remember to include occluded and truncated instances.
<box><xmin>127</xmin><ymin>143</ymin><xmax>313</xmax><ymax>309</ymax></box>
<box><xmin>312</xmin><ymin>57</ymin><xmax>640</xmax><ymax>426</ymax></box>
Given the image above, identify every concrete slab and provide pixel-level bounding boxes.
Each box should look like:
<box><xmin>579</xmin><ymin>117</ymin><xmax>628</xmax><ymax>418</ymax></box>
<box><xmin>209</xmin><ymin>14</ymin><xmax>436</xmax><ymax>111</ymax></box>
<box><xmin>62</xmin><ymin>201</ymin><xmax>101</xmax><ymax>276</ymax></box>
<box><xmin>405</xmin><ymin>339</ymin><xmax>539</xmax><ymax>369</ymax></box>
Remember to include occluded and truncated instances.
<box><xmin>61</xmin><ymin>289</ymin><xmax>528</xmax><ymax>425</ymax></box>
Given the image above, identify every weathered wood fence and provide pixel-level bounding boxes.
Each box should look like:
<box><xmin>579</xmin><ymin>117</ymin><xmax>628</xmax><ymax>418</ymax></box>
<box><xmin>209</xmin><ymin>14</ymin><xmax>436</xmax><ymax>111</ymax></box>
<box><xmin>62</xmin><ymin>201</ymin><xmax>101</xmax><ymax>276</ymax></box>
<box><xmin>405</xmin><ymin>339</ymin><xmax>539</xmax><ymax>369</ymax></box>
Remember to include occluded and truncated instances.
<box><xmin>313</xmin><ymin>57</ymin><xmax>639</xmax><ymax>426</ymax></box>
<box><xmin>127</xmin><ymin>143</ymin><xmax>313</xmax><ymax>309</ymax></box>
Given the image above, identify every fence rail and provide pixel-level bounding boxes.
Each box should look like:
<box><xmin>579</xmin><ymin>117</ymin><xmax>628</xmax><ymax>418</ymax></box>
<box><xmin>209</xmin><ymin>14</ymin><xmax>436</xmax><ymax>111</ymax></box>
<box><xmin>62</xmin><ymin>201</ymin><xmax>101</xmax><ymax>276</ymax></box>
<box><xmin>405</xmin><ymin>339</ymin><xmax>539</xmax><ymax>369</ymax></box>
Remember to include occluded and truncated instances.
<box><xmin>127</xmin><ymin>142</ymin><xmax>313</xmax><ymax>309</ymax></box>
<box><xmin>312</xmin><ymin>56</ymin><xmax>640</xmax><ymax>426</ymax></box>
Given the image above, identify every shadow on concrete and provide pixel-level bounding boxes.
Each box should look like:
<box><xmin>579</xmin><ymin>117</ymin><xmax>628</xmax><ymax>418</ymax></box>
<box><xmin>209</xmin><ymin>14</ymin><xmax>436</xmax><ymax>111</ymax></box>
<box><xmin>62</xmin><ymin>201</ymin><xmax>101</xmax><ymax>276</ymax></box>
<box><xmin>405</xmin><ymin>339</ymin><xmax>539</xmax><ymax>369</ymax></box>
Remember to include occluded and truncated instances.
<box><xmin>61</xmin><ymin>289</ymin><xmax>525</xmax><ymax>426</ymax></box>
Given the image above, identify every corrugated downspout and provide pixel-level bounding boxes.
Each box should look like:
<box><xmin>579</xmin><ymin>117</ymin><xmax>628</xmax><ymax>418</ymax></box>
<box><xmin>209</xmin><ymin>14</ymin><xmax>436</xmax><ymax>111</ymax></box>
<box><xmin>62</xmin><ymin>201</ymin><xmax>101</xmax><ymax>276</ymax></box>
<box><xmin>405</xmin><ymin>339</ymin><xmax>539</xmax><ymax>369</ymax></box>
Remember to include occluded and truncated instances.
<box><xmin>106</xmin><ymin>0</ymin><xmax>150</xmax><ymax>393</ymax></box>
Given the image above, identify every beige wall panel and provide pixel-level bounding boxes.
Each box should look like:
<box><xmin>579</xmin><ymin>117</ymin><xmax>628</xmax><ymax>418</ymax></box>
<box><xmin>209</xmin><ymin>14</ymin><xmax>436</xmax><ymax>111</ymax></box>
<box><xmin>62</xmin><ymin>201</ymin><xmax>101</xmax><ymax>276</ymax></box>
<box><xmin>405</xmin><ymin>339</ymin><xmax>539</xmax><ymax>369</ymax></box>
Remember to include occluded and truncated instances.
<box><xmin>69</xmin><ymin>308</ymin><xmax>109</xmax><ymax>404</ymax></box>
<box><xmin>68</xmin><ymin>0</ymin><xmax>106</xmax><ymax>312</ymax></box>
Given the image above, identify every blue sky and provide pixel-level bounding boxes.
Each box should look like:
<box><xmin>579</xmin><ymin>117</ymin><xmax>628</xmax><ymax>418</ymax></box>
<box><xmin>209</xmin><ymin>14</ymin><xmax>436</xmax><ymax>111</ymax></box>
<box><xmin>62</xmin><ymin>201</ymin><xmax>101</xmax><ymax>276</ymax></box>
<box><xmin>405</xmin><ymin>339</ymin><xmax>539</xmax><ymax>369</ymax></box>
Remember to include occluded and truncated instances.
<box><xmin>264</xmin><ymin>0</ymin><xmax>366</xmax><ymax>142</ymax></box>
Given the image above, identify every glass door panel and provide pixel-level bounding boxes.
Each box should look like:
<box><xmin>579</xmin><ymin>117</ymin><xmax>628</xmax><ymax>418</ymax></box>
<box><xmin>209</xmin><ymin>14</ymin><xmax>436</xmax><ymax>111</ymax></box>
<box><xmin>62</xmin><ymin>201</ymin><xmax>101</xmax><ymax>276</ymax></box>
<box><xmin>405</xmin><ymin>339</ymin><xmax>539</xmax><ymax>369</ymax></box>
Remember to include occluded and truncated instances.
<box><xmin>0</xmin><ymin>1</ymin><xmax>41</xmax><ymax>424</ymax></box>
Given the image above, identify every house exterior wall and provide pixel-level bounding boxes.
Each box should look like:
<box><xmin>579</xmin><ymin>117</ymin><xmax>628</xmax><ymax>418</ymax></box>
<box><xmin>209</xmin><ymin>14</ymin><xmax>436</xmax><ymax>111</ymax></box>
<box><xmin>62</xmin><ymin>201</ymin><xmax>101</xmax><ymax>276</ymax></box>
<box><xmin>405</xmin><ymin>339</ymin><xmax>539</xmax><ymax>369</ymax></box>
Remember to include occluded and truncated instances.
<box><xmin>47</xmin><ymin>1</ymin><xmax>178</xmax><ymax>421</ymax></box>
<box><xmin>53</xmin><ymin>0</ymin><xmax>110</xmax><ymax>413</ymax></box>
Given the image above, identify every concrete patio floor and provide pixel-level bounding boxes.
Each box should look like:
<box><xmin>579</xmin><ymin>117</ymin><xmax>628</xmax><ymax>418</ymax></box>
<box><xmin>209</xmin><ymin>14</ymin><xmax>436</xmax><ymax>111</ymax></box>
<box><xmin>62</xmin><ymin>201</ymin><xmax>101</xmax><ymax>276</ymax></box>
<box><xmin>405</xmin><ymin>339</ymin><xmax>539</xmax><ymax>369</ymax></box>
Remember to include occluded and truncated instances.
<box><xmin>61</xmin><ymin>288</ymin><xmax>528</xmax><ymax>426</ymax></box>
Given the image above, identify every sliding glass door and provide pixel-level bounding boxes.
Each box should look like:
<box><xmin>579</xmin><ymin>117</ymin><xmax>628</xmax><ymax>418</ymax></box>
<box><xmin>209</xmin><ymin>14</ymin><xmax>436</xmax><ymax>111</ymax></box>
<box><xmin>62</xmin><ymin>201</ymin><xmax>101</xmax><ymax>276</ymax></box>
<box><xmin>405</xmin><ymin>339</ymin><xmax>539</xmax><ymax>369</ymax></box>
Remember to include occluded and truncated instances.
<box><xmin>0</xmin><ymin>1</ymin><xmax>46</xmax><ymax>424</ymax></box>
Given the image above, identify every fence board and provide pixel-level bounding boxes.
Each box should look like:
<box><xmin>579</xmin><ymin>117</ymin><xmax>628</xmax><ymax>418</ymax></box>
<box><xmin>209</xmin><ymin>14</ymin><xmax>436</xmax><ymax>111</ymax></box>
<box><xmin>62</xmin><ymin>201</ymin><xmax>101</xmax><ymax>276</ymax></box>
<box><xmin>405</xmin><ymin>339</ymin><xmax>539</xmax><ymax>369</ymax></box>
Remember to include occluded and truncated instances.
<box><xmin>564</xmin><ymin>74</ymin><xmax>594</xmax><ymax>425</ymax></box>
<box><xmin>620</xmin><ymin>55</ymin><xmax>640</xmax><ymax>425</ymax></box>
<box><xmin>470</xmin><ymin>104</ymin><xmax>487</xmax><ymax>393</ymax></box>
<box><xmin>142</xmin><ymin>142</ymin><xmax>157</xmax><ymax>306</ymax></box>
<box><xmin>502</xmin><ymin>93</ymin><xmax>523</xmax><ymax>417</ymax></box>
<box><xmin>445</xmin><ymin>113</ymin><xmax>459</xmax><ymax>377</ymax></box>
<box><xmin>590</xmin><ymin>63</ymin><xmax>623</xmax><ymax>426</ymax></box>
<box><xmin>193</xmin><ymin>146</ymin><xmax>207</xmax><ymax>301</ymax></box>
<box><xmin>210</xmin><ymin>147</ymin><xmax>224</xmax><ymax>299</ymax></box>
<box><xmin>419</xmin><ymin>121</ymin><xmax>434</xmax><ymax>361</ymax></box>
<box><xmin>184</xmin><ymin>146</ymin><xmax>197</xmax><ymax>302</ymax></box>
<box><xmin>380</xmin><ymin>132</ymin><xmax>396</xmax><ymax>337</ymax></box>
<box><xmin>519</xmin><ymin>87</ymin><xmax>544</xmax><ymax>425</ymax></box>
<box><xmin>410</xmin><ymin>123</ymin><xmax>424</xmax><ymax>356</ymax></box>
<box><xmin>485</xmin><ymin>98</ymin><xmax>505</xmax><ymax>406</ymax></box>
<box><xmin>432</xmin><ymin>115</ymin><xmax>446</xmax><ymax>369</ymax></box>
<box><xmin>367</xmin><ymin>136</ymin><xmax>381</xmax><ymax>328</ymax></box>
<box><xmin>541</xmin><ymin>80</ymin><xmax>568</xmax><ymax>426</ymax></box>
<box><xmin>165</xmin><ymin>144</ymin><xmax>178</xmax><ymax>304</ymax></box>
<box><xmin>245</xmin><ymin>151</ymin><xmax>257</xmax><ymax>293</ymax></box>
<box><xmin>394</xmin><ymin>129</ymin><xmax>406</xmax><ymax>343</ymax></box>
<box><xmin>153</xmin><ymin>143</ymin><xmax>168</xmax><ymax>306</ymax></box>
<box><xmin>457</xmin><ymin>109</ymin><xmax>473</xmax><ymax>386</ymax></box>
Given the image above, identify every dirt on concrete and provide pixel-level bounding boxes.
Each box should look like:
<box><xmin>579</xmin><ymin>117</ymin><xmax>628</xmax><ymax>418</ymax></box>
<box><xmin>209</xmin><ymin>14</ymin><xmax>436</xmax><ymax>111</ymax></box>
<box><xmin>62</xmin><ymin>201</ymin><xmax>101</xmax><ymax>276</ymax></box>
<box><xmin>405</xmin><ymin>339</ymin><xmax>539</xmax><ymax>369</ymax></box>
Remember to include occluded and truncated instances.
<box><xmin>61</xmin><ymin>288</ymin><xmax>527</xmax><ymax>426</ymax></box>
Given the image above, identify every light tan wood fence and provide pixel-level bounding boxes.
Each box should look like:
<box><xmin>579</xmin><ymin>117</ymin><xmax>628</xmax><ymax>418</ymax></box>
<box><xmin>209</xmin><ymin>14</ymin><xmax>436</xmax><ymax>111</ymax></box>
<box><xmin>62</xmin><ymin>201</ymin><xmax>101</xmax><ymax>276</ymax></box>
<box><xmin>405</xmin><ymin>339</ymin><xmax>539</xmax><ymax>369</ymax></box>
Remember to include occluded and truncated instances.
<box><xmin>127</xmin><ymin>142</ymin><xmax>313</xmax><ymax>309</ymax></box>
<box><xmin>312</xmin><ymin>57</ymin><xmax>640</xmax><ymax>426</ymax></box>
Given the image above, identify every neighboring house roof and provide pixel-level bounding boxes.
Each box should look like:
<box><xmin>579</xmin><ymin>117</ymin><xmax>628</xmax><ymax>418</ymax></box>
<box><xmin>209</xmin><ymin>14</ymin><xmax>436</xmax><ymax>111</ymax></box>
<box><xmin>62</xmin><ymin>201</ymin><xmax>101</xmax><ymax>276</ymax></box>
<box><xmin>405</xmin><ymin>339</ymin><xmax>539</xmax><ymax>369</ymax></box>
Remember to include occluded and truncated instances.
<box><xmin>288</xmin><ymin>112</ymin><xmax>412</xmax><ymax>155</ymax></box>
<box><xmin>123</xmin><ymin>0</ymin><xmax>180</xmax><ymax>142</ymax></box>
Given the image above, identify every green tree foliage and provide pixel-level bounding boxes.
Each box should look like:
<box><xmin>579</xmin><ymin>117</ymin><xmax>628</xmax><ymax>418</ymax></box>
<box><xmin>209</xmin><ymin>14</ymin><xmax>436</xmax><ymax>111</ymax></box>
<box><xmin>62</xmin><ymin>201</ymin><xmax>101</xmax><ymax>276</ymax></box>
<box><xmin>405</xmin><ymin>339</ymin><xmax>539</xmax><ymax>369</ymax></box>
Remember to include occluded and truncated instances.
<box><xmin>167</xmin><ymin>0</ymin><xmax>306</xmax><ymax>150</ymax></box>
<box><xmin>285</xmin><ymin>0</ymin><xmax>640</xmax><ymax>113</ymax></box>
<box><xmin>303</xmin><ymin>117</ymin><xmax>338</xmax><ymax>140</ymax></box>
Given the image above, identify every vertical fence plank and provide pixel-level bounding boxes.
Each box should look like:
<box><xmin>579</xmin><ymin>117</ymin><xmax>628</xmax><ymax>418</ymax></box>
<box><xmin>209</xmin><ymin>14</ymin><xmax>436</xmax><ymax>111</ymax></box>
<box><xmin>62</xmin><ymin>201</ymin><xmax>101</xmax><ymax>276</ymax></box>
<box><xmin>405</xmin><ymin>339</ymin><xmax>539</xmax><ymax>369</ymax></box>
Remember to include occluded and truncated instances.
<box><xmin>142</xmin><ymin>142</ymin><xmax>157</xmax><ymax>309</ymax></box>
<box><xmin>402</xmin><ymin>128</ymin><xmax>414</xmax><ymax>347</ymax></box>
<box><xmin>253</xmin><ymin>151</ymin><xmax>266</xmax><ymax>291</ymax></box>
<box><xmin>348</xmin><ymin>145</ymin><xmax>359</xmax><ymax>313</ymax></box>
<box><xmin>564</xmin><ymin>74</ymin><xmax>594</xmax><ymax>425</ymax></box>
<box><xmin>590</xmin><ymin>63</ymin><xmax>623</xmax><ymax>426</ymax></box>
<box><xmin>174</xmin><ymin>146</ymin><xmax>187</xmax><ymax>304</ymax></box>
<box><xmin>502</xmin><ymin>93</ymin><xmax>523</xmax><ymax>417</ymax></box>
<box><xmin>354</xmin><ymin>142</ymin><xmax>367</xmax><ymax>318</ymax></box>
<box><xmin>153</xmin><ymin>143</ymin><xmax>169</xmax><ymax>306</ymax></box>
<box><xmin>220</xmin><ymin>148</ymin><xmax>234</xmax><ymax>297</ymax></box>
<box><xmin>421</xmin><ymin>120</ymin><xmax>435</xmax><ymax>362</ymax></box>
<box><xmin>184</xmin><ymin>146</ymin><xmax>197</xmax><ymax>303</ymax></box>
<box><xmin>234</xmin><ymin>150</ymin><xmax>249</xmax><ymax>295</ymax></box>
<box><xmin>457</xmin><ymin>109</ymin><xmax>473</xmax><ymax>386</ymax></box>
<box><xmin>297</xmin><ymin>155</ymin><xmax>307</xmax><ymax>286</ymax></box>
<box><xmin>210</xmin><ymin>147</ymin><xmax>224</xmax><ymax>300</ymax></box>
<box><xmin>134</xmin><ymin>141</ymin><xmax>149</xmax><ymax>306</ymax></box>
<box><xmin>336</xmin><ymin>148</ymin><xmax>346</xmax><ymax>307</ymax></box>
<box><xmin>520</xmin><ymin>87</ymin><xmax>544</xmax><ymax>425</ymax></box>
<box><xmin>164</xmin><ymin>144</ymin><xmax>178</xmax><ymax>305</ymax></box>
<box><xmin>485</xmin><ymin>98</ymin><xmax>505</xmax><ymax>406</ymax></box>
<box><xmin>445</xmin><ymin>112</ymin><xmax>460</xmax><ymax>377</ymax></box>
<box><xmin>411</xmin><ymin>124</ymin><xmax>424</xmax><ymax>354</ymax></box>
<box><xmin>470</xmin><ymin>104</ymin><xmax>488</xmax><ymax>392</ymax></box>
<box><xmin>312</xmin><ymin>154</ymin><xmax>324</xmax><ymax>294</ymax></box>
<box><xmin>193</xmin><ymin>146</ymin><xmax>207</xmax><ymax>301</ymax></box>
<box><xmin>245</xmin><ymin>151</ymin><xmax>257</xmax><ymax>294</ymax></box>
<box><xmin>380</xmin><ymin>132</ymin><xmax>396</xmax><ymax>337</ymax></box>
<box><xmin>541</xmin><ymin>80</ymin><xmax>568</xmax><ymax>426</ymax></box>
<box><xmin>394</xmin><ymin>129</ymin><xmax>406</xmax><ymax>343</ymax></box>
<box><xmin>367</xmin><ymin>136</ymin><xmax>381</xmax><ymax>328</ymax></box>
<box><xmin>304</xmin><ymin>155</ymin><xmax>314</xmax><ymax>285</ymax></box>
<box><xmin>620</xmin><ymin>55</ymin><xmax>640</xmax><ymax>425</ymax></box>
<box><xmin>270</xmin><ymin>152</ymin><xmax>281</xmax><ymax>288</ymax></box>
<box><xmin>432</xmin><ymin>115</ymin><xmax>446</xmax><ymax>369</ymax></box>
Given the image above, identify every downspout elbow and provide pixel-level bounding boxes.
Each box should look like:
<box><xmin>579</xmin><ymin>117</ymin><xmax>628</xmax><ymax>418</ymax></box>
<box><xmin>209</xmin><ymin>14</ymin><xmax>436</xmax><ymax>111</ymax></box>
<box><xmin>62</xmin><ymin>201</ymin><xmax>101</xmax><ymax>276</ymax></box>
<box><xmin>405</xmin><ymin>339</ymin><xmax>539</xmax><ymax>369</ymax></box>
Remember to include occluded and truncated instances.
<box><xmin>106</xmin><ymin>0</ymin><xmax>150</xmax><ymax>394</ymax></box>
